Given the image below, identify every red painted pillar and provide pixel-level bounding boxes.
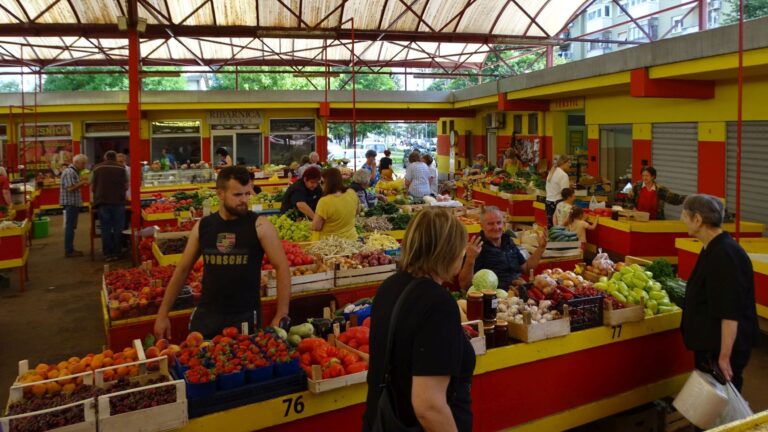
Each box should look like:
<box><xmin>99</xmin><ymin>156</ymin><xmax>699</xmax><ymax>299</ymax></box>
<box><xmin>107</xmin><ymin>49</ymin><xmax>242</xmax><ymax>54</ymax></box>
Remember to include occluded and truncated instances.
<box><xmin>263</xmin><ymin>136</ymin><xmax>270</xmax><ymax>164</ymax></box>
<box><xmin>697</xmin><ymin>141</ymin><xmax>725</xmax><ymax>196</ymax></box>
<box><xmin>128</xmin><ymin>28</ymin><xmax>142</xmax><ymax>232</ymax></box>
<box><xmin>201</xmin><ymin>137</ymin><xmax>211</xmax><ymax>164</ymax></box>
<box><xmin>316</xmin><ymin>135</ymin><xmax>328</xmax><ymax>162</ymax></box>
<box><xmin>631</xmin><ymin>140</ymin><xmax>652</xmax><ymax>182</ymax></box>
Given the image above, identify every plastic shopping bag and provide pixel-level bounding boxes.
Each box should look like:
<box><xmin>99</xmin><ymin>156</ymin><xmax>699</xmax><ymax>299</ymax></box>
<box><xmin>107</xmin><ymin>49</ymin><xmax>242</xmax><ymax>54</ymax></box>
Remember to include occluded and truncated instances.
<box><xmin>588</xmin><ymin>196</ymin><xmax>605</xmax><ymax>210</ymax></box>
<box><xmin>715</xmin><ymin>382</ymin><xmax>754</xmax><ymax>427</ymax></box>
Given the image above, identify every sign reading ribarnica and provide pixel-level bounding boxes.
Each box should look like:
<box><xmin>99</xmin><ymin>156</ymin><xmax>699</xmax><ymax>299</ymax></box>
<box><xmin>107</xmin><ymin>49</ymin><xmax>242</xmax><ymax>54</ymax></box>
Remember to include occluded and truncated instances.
<box><xmin>208</xmin><ymin>110</ymin><xmax>263</xmax><ymax>125</ymax></box>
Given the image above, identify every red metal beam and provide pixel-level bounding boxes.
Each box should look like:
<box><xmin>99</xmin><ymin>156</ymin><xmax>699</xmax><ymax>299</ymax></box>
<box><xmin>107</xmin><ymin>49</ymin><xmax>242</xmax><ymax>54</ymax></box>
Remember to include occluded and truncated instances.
<box><xmin>575</xmin><ymin>0</ymin><xmax>698</xmax><ymax>41</ymax></box>
<box><xmin>414</xmin><ymin>0</ymin><xmax>432</xmax><ymax>32</ymax></box>
<box><xmin>65</xmin><ymin>0</ymin><xmax>81</xmax><ymax>24</ymax></box>
<box><xmin>498</xmin><ymin>96</ymin><xmax>550</xmax><ymax>112</ymax></box>
<box><xmin>0</xmin><ymin>3</ymin><xmax>24</xmax><ymax>23</ymax></box>
<box><xmin>629</xmin><ymin>68</ymin><xmax>714</xmax><ymax>99</ymax></box>
<box><xmin>612</xmin><ymin>0</ymin><xmax>653</xmax><ymax>41</ymax></box>
<box><xmin>13</xmin><ymin>0</ymin><xmax>31</xmax><ymax>21</ymax></box>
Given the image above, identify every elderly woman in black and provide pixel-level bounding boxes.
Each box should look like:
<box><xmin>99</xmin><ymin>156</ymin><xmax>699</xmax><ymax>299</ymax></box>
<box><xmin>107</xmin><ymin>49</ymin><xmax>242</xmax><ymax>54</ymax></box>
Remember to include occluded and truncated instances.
<box><xmin>680</xmin><ymin>194</ymin><xmax>759</xmax><ymax>392</ymax></box>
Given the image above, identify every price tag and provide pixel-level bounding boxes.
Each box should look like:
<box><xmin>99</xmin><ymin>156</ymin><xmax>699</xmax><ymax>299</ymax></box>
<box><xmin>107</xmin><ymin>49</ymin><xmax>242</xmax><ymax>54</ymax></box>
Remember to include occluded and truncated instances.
<box><xmin>611</xmin><ymin>325</ymin><xmax>623</xmax><ymax>340</ymax></box>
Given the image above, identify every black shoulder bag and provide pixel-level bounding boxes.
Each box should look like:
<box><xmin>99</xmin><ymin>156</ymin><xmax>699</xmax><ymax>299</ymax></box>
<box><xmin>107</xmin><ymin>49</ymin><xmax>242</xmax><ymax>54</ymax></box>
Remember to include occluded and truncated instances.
<box><xmin>372</xmin><ymin>278</ymin><xmax>426</xmax><ymax>432</ymax></box>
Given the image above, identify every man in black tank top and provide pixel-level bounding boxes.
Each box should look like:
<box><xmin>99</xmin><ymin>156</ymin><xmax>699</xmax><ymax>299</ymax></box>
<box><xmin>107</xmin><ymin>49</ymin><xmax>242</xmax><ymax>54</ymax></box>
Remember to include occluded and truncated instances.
<box><xmin>154</xmin><ymin>167</ymin><xmax>292</xmax><ymax>340</ymax></box>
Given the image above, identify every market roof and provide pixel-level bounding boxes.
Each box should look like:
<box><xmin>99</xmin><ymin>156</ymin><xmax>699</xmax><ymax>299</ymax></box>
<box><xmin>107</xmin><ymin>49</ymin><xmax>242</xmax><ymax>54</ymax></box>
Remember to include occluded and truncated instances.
<box><xmin>0</xmin><ymin>0</ymin><xmax>593</xmax><ymax>70</ymax></box>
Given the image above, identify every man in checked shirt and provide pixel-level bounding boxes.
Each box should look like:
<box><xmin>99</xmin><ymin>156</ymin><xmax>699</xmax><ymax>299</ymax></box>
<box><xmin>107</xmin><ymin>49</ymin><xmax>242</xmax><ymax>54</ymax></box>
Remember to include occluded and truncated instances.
<box><xmin>60</xmin><ymin>154</ymin><xmax>89</xmax><ymax>257</ymax></box>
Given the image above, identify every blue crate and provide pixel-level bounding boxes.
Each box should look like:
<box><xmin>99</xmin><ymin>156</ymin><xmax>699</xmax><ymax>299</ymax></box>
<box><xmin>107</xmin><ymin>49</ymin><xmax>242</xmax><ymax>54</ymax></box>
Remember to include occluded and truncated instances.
<box><xmin>274</xmin><ymin>358</ymin><xmax>300</xmax><ymax>377</ymax></box>
<box><xmin>217</xmin><ymin>370</ymin><xmax>246</xmax><ymax>391</ymax></box>
<box><xmin>246</xmin><ymin>364</ymin><xmax>274</xmax><ymax>383</ymax></box>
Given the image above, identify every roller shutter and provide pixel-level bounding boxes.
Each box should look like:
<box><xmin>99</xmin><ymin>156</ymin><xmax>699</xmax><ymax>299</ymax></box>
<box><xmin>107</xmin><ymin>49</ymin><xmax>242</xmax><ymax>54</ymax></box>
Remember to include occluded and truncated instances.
<box><xmin>651</xmin><ymin>123</ymin><xmax>698</xmax><ymax>220</ymax></box>
<box><xmin>726</xmin><ymin>122</ymin><xmax>768</xmax><ymax>231</ymax></box>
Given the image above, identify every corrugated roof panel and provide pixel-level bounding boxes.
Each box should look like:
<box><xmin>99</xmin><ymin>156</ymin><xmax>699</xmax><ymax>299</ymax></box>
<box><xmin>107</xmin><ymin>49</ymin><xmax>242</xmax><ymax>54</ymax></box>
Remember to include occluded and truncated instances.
<box><xmin>25</xmin><ymin>0</ymin><xmax>77</xmax><ymax>24</ymax></box>
<box><xmin>535</xmin><ymin>0</ymin><xmax>577</xmax><ymax>36</ymax></box>
<box><xmin>73</xmin><ymin>0</ymin><xmax>121</xmax><ymax>24</ymax></box>
<box><xmin>167</xmin><ymin>0</ymin><xmax>208</xmax><ymax>25</ymax></box>
<box><xmin>493</xmin><ymin>2</ymin><xmax>537</xmax><ymax>36</ymax></box>
<box><xmin>212</xmin><ymin>0</ymin><xmax>256</xmax><ymax>26</ymax></box>
<box><xmin>303</xmin><ymin>0</ymin><xmax>344</xmax><ymax>28</ymax></box>
<box><xmin>421</xmin><ymin>0</ymin><xmax>466</xmax><ymax>33</ymax></box>
<box><xmin>261</xmin><ymin>0</ymin><xmax>302</xmax><ymax>28</ymax></box>
<box><xmin>342</xmin><ymin>0</ymin><xmax>389</xmax><ymax>30</ymax></box>
<box><xmin>457</xmin><ymin>0</ymin><xmax>509</xmax><ymax>34</ymax></box>
<box><xmin>379</xmin><ymin>0</ymin><xmax>422</xmax><ymax>32</ymax></box>
<box><xmin>0</xmin><ymin>1</ymin><xmax>26</xmax><ymax>24</ymax></box>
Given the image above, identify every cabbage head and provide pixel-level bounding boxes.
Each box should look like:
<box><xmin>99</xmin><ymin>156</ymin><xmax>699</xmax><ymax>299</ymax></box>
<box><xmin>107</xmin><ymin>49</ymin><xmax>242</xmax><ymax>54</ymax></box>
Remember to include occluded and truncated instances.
<box><xmin>472</xmin><ymin>269</ymin><xmax>498</xmax><ymax>291</ymax></box>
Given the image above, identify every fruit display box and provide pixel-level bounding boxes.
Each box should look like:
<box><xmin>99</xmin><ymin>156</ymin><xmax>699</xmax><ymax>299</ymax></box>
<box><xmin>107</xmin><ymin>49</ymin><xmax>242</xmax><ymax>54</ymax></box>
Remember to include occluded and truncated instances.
<box><xmin>307</xmin><ymin>365</ymin><xmax>367</xmax><ymax>394</ymax></box>
<box><xmin>152</xmin><ymin>241</ymin><xmax>182</xmax><ymax>267</ymax></box>
<box><xmin>603</xmin><ymin>301</ymin><xmax>645</xmax><ymax>327</ymax></box>
<box><xmin>543</xmin><ymin>241</ymin><xmax>583</xmax><ymax>258</ymax></box>
<box><xmin>507</xmin><ymin>309</ymin><xmax>571</xmax><ymax>343</ymax></box>
<box><xmin>334</xmin><ymin>263</ymin><xmax>396</xmax><ymax>287</ymax></box>
<box><xmin>0</xmin><ymin>399</ymin><xmax>97</xmax><ymax>432</ymax></box>
<box><xmin>182</xmin><ymin>371</ymin><xmax>307</xmax><ymax>419</ymax></box>
<box><xmin>102</xmin><ymin>279</ymin><xmax>196</xmax><ymax>322</ymax></box>
<box><xmin>96</xmin><ymin>380</ymin><xmax>187</xmax><ymax>432</ymax></box>
<box><xmin>462</xmin><ymin>320</ymin><xmax>487</xmax><ymax>356</ymax></box>
<box><xmin>560</xmin><ymin>295</ymin><xmax>604</xmax><ymax>331</ymax></box>
<box><xmin>266</xmin><ymin>266</ymin><xmax>334</xmax><ymax>296</ymax></box>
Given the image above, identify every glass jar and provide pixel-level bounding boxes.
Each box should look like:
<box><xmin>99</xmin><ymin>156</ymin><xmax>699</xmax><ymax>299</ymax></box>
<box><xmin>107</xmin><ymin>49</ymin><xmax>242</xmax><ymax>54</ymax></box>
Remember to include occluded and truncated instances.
<box><xmin>482</xmin><ymin>289</ymin><xmax>498</xmax><ymax>321</ymax></box>
<box><xmin>466</xmin><ymin>292</ymin><xmax>484</xmax><ymax>321</ymax></box>
<box><xmin>494</xmin><ymin>320</ymin><xmax>509</xmax><ymax>347</ymax></box>
<box><xmin>483</xmin><ymin>320</ymin><xmax>496</xmax><ymax>349</ymax></box>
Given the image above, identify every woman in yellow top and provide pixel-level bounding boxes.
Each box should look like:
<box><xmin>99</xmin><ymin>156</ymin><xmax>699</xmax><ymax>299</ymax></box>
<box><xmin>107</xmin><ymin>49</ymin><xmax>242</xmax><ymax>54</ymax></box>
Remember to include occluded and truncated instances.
<box><xmin>312</xmin><ymin>168</ymin><xmax>360</xmax><ymax>240</ymax></box>
<box><xmin>502</xmin><ymin>147</ymin><xmax>522</xmax><ymax>177</ymax></box>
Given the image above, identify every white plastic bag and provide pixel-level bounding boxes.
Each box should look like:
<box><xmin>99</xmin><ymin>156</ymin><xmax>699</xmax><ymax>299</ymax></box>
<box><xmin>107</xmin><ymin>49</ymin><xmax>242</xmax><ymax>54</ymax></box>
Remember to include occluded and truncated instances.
<box><xmin>715</xmin><ymin>382</ymin><xmax>753</xmax><ymax>426</ymax></box>
<box><xmin>588</xmin><ymin>196</ymin><xmax>605</xmax><ymax>210</ymax></box>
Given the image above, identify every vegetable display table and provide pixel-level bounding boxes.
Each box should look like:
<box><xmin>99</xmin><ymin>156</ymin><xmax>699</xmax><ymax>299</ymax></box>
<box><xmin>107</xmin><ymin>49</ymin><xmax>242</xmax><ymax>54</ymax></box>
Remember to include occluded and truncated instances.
<box><xmin>455</xmin><ymin>185</ymin><xmax>536</xmax><ymax>222</ymax></box>
<box><xmin>677</xmin><ymin>237</ymin><xmax>768</xmax><ymax>321</ymax></box>
<box><xmin>101</xmin><ymin>282</ymin><xmax>382</xmax><ymax>351</ymax></box>
<box><xmin>139</xmin><ymin>177</ymin><xmax>290</xmax><ymax>200</ymax></box>
<box><xmin>586</xmin><ymin>219</ymin><xmax>764</xmax><ymax>262</ymax></box>
<box><xmin>0</xmin><ymin>220</ymin><xmax>30</xmax><ymax>291</ymax></box>
<box><xmin>178</xmin><ymin>312</ymin><xmax>692</xmax><ymax>432</ymax></box>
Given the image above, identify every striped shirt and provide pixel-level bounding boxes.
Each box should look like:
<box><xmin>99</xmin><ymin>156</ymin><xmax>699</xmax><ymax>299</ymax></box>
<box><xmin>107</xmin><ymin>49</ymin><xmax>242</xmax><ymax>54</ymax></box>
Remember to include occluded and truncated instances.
<box><xmin>405</xmin><ymin>161</ymin><xmax>432</xmax><ymax>198</ymax></box>
<box><xmin>59</xmin><ymin>165</ymin><xmax>82</xmax><ymax>206</ymax></box>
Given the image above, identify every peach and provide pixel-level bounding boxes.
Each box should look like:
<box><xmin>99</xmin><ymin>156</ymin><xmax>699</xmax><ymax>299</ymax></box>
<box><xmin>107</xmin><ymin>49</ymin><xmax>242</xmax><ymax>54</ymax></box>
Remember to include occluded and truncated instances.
<box><xmin>145</xmin><ymin>347</ymin><xmax>159</xmax><ymax>359</ymax></box>
<box><xmin>155</xmin><ymin>339</ymin><xmax>170</xmax><ymax>350</ymax></box>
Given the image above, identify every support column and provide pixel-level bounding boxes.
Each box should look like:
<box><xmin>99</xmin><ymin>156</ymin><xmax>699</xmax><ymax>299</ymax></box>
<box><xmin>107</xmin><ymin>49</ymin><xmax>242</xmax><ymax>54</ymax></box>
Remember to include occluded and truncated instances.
<box><xmin>543</xmin><ymin>111</ymin><xmax>566</xmax><ymax>165</ymax></box>
<box><xmin>697</xmin><ymin>122</ymin><xmax>726</xmax><ymax>197</ymax></box>
<box><xmin>128</xmin><ymin>28</ymin><xmax>141</xmax><ymax>232</ymax></box>
<box><xmin>631</xmin><ymin>123</ymin><xmax>652</xmax><ymax>182</ymax></box>
<box><xmin>587</xmin><ymin>125</ymin><xmax>600</xmax><ymax>178</ymax></box>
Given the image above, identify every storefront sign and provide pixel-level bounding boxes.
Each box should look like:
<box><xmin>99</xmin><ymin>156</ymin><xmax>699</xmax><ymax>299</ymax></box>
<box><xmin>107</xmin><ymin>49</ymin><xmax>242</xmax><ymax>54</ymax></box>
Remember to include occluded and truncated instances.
<box><xmin>550</xmin><ymin>98</ymin><xmax>585</xmax><ymax>111</ymax></box>
<box><xmin>19</xmin><ymin>122</ymin><xmax>72</xmax><ymax>140</ymax></box>
<box><xmin>270</xmin><ymin>118</ymin><xmax>315</xmax><ymax>134</ymax></box>
<box><xmin>151</xmin><ymin>120</ymin><xmax>201</xmax><ymax>136</ymax></box>
<box><xmin>84</xmin><ymin>121</ymin><xmax>130</xmax><ymax>135</ymax></box>
<box><xmin>208</xmin><ymin>110</ymin><xmax>262</xmax><ymax>126</ymax></box>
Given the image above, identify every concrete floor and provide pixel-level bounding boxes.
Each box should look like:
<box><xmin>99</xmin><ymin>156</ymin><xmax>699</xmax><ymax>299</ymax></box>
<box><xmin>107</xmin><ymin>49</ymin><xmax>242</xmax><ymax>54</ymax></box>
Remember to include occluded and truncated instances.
<box><xmin>1</xmin><ymin>213</ymin><xmax>767</xmax><ymax>420</ymax></box>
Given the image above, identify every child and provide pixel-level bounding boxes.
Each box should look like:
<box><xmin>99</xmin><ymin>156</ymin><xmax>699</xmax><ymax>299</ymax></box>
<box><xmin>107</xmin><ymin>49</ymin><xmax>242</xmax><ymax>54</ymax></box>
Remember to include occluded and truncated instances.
<box><xmin>565</xmin><ymin>207</ymin><xmax>598</xmax><ymax>249</ymax></box>
<box><xmin>553</xmin><ymin>187</ymin><xmax>576</xmax><ymax>227</ymax></box>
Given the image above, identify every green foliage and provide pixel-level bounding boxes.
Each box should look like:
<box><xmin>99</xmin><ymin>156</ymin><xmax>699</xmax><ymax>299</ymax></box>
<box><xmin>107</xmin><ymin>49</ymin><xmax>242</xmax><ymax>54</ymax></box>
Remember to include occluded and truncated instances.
<box><xmin>43</xmin><ymin>67</ymin><xmax>187</xmax><ymax>91</ymax></box>
<box><xmin>723</xmin><ymin>0</ymin><xmax>768</xmax><ymax>24</ymax></box>
<box><xmin>0</xmin><ymin>80</ymin><xmax>21</xmax><ymax>92</ymax></box>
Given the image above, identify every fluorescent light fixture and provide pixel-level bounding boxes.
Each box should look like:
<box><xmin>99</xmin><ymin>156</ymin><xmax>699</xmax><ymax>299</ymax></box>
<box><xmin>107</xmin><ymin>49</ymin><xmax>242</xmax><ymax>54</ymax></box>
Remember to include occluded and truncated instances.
<box><xmin>137</xmin><ymin>18</ymin><xmax>147</xmax><ymax>34</ymax></box>
<box><xmin>140</xmin><ymin>72</ymin><xmax>181</xmax><ymax>78</ymax></box>
<box><xmin>117</xmin><ymin>16</ymin><xmax>128</xmax><ymax>31</ymax></box>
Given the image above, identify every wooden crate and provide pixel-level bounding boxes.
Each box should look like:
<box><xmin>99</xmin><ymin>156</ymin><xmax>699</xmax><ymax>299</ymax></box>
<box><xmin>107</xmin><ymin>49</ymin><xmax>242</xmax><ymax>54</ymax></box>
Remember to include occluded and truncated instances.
<box><xmin>462</xmin><ymin>320</ymin><xmax>486</xmax><ymax>356</ymax></box>
<box><xmin>266</xmin><ymin>268</ymin><xmax>335</xmax><ymax>296</ymax></box>
<box><xmin>625</xmin><ymin>256</ymin><xmax>653</xmax><ymax>266</ymax></box>
<box><xmin>0</xmin><ymin>399</ymin><xmax>97</xmax><ymax>432</ymax></box>
<box><xmin>97</xmin><ymin>380</ymin><xmax>188</xmax><ymax>432</ymax></box>
<box><xmin>307</xmin><ymin>365</ymin><xmax>367</xmax><ymax>394</ymax></box>
<box><xmin>603</xmin><ymin>302</ymin><xmax>645</xmax><ymax>326</ymax></box>
<box><xmin>507</xmin><ymin>308</ymin><xmax>571</xmax><ymax>343</ymax></box>
<box><xmin>334</xmin><ymin>263</ymin><xmax>396</xmax><ymax>287</ymax></box>
<box><xmin>330</xmin><ymin>326</ymin><xmax>370</xmax><ymax>362</ymax></box>
<box><xmin>619</xmin><ymin>210</ymin><xmax>650</xmax><ymax>222</ymax></box>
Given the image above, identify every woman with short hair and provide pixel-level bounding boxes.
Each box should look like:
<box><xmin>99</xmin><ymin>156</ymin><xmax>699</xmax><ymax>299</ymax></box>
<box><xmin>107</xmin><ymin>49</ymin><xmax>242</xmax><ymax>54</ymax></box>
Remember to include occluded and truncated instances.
<box><xmin>215</xmin><ymin>147</ymin><xmax>233</xmax><ymax>167</ymax></box>
<box><xmin>363</xmin><ymin>207</ymin><xmax>475</xmax><ymax>432</ymax></box>
<box><xmin>680</xmin><ymin>194</ymin><xmax>759</xmax><ymax>393</ymax></box>
<box><xmin>351</xmin><ymin>169</ymin><xmax>385</xmax><ymax>210</ymax></box>
<box><xmin>628</xmin><ymin>166</ymin><xmax>686</xmax><ymax>220</ymax></box>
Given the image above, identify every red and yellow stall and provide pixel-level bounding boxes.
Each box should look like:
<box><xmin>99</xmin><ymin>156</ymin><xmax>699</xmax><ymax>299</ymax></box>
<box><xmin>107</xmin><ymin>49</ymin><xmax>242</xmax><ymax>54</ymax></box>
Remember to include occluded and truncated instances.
<box><xmin>587</xmin><ymin>219</ymin><xmax>764</xmax><ymax>262</ymax></box>
<box><xmin>177</xmin><ymin>313</ymin><xmax>691</xmax><ymax>432</ymax></box>
<box><xmin>677</xmin><ymin>237</ymin><xmax>768</xmax><ymax>321</ymax></box>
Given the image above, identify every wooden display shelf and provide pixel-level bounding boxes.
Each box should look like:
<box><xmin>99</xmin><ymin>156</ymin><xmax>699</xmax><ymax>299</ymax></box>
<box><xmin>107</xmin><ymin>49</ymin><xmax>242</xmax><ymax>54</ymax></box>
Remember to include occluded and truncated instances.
<box><xmin>677</xmin><ymin>237</ymin><xmax>768</xmax><ymax>321</ymax></box>
<box><xmin>178</xmin><ymin>312</ymin><xmax>692</xmax><ymax>432</ymax></box>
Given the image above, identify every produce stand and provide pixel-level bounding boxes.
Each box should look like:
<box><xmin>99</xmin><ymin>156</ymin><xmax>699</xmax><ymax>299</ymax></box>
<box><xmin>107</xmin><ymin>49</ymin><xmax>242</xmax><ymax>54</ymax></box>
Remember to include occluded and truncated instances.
<box><xmin>709</xmin><ymin>410</ymin><xmax>768</xmax><ymax>432</ymax></box>
<box><xmin>141</xmin><ymin>210</ymin><xmax>191</xmax><ymax>229</ymax></box>
<box><xmin>139</xmin><ymin>177</ymin><xmax>290</xmax><ymax>200</ymax></box>
<box><xmin>677</xmin><ymin>237</ymin><xmax>768</xmax><ymax>321</ymax></box>
<box><xmin>0</xmin><ymin>220</ymin><xmax>30</xmax><ymax>291</ymax></box>
<box><xmin>177</xmin><ymin>312</ymin><xmax>692</xmax><ymax>432</ymax></box>
<box><xmin>586</xmin><ymin>219</ymin><xmax>764</xmax><ymax>262</ymax></box>
<box><xmin>101</xmin><ymin>282</ymin><xmax>382</xmax><ymax>350</ymax></box>
<box><xmin>455</xmin><ymin>184</ymin><xmax>536</xmax><ymax>222</ymax></box>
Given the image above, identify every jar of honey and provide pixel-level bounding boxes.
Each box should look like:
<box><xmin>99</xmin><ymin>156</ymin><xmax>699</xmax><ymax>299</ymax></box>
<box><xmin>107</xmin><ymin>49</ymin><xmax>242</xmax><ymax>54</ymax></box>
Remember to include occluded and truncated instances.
<box><xmin>466</xmin><ymin>291</ymin><xmax>483</xmax><ymax>321</ymax></box>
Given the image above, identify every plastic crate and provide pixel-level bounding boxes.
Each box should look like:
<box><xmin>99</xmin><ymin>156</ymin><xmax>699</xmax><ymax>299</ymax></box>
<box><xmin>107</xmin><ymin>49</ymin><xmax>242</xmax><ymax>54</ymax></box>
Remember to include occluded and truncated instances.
<box><xmin>560</xmin><ymin>295</ymin><xmax>604</xmax><ymax>331</ymax></box>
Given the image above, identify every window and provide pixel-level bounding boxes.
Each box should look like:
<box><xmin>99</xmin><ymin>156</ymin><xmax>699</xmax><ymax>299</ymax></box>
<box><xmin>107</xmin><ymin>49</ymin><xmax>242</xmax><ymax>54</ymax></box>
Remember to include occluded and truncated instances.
<box><xmin>671</xmin><ymin>15</ymin><xmax>684</xmax><ymax>33</ymax></box>
<box><xmin>709</xmin><ymin>9</ymin><xmax>720</xmax><ymax>27</ymax></box>
<box><xmin>269</xmin><ymin>118</ymin><xmax>315</xmax><ymax>165</ymax></box>
<box><xmin>150</xmin><ymin>120</ymin><xmax>202</xmax><ymax>165</ymax></box>
<box><xmin>604</xmin><ymin>5</ymin><xmax>611</xmax><ymax>17</ymax></box>
<box><xmin>513</xmin><ymin>115</ymin><xmax>523</xmax><ymax>134</ymax></box>
<box><xmin>528</xmin><ymin>114</ymin><xmax>538</xmax><ymax>135</ymax></box>
<box><xmin>618</xmin><ymin>31</ymin><xmax>628</xmax><ymax>41</ymax></box>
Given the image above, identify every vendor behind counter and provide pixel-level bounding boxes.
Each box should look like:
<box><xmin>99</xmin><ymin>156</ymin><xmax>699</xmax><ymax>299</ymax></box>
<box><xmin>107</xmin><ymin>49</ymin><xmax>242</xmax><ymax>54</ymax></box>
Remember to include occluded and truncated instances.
<box><xmin>627</xmin><ymin>166</ymin><xmax>686</xmax><ymax>220</ymax></box>
<box><xmin>280</xmin><ymin>166</ymin><xmax>321</xmax><ymax>219</ymax></box>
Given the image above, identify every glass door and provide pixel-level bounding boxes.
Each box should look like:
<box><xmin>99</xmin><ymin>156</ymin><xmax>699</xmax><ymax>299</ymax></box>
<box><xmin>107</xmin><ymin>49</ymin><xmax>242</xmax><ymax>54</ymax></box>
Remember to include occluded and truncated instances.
<box><xmin>212</xmin><ymin>134</ymin><xmax>234</xmax><ymax>166</ymax></box>
<box><xmin>235</xmin><ymin>133</ymin><xmax>263</xmax><ymax>167</ymax></box>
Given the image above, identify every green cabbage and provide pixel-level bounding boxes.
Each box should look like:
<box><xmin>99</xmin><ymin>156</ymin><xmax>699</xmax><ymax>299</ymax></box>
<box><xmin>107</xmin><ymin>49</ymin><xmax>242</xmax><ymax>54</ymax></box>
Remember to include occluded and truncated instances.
<box><xmin>472</xmin><ymin>269</ymin><xmax>498</xmax><ymax>291</ymax></box>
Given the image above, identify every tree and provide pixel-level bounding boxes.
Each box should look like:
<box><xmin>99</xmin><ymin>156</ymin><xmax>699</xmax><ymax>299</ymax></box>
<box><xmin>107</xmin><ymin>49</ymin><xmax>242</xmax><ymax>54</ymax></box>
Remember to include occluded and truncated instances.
<box><xmin>723</xmin><ymin>0</ymin><xmax>768</xmax><ymax>24</ymax></box>
<box><xmin>332</xmin><ymin>70</ymin><xmax>401</xmax><ymax>91</ymax></box>
<box><xmin>209</xmin><ymin>66</ymin><xmax>325</xmax><ymax>90</ymax></box>
<box><xmin>0</xmin><ymin>80</ymin><xmax>21</xmax><ymax>92</ymax></box>
<box><xmin>43</xmin><ymin>66</ymin><xmax>189</xmax><ymax>91</ymax></box>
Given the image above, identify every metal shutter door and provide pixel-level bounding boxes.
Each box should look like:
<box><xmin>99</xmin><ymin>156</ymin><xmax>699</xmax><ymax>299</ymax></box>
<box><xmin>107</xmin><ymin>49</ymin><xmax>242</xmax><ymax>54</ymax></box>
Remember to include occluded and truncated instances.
<box><xmin>727</xmin><ymin>122</ymin><xmax>768</xmax><ymax>230</ymax></box>
<box><xmin>651</xmin><ymin>123</ymin><xmax>698</xmax><ymax>220</ymax></box>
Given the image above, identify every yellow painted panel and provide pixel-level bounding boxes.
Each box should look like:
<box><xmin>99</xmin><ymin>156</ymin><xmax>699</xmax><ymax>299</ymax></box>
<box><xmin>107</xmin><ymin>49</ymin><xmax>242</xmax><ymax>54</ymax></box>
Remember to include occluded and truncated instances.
<box><xmin>676</xmin><ymin>237</ymin><xmax>768</xmax><ymax>275</ymax></box>
<box><xmin>507</xmin><ymin>374</ymin><xmax>689</xmax><ymax>432</ymax></box>
<box><xmin>586</xmin><ymin>77</ymin><xmax>768</xmax><ymax>124</ymax></box>
<box><xmin>632</xmin><ymin>123</ymin><xmax>652</xmax><ymax>140</ymax></box>
<box><xmin>454</xmin><ymin>95</ymin><xmax>498</xmax><ymax>108</ymax></box>
<box><xmin>142</xmin><ymin>103</ymin><xmax>317</xmax><ymax>110</ymax></box>
<box><xmin>698</xmin><ymin>122</ymin><xmax>726</xmax><ymax>141</ymax></box>
<box><xmin>0</xmin><ymin>104</ymin><xmax>125</xmax><ymax>114</ymax></box>
<box><xmin>508</xmin><ymin>72</ymin><xmax>630</xmax><ymax>99</ymax></box>
<box><xmin>533</xmin><ymin>201</ymin><xmax>545</xmax><ymax>210</ymax></box>
<box><xmin>649</xmin><ymin>47</ymin><xmax>768</xmax><ymax>79</ymax></box>
<box><xmin>437</xmin><ymin>154</ymin><xmax>450</xmax><ymax>175</ymax></box>
<box><xmin>588</xmin><ymin>124</ymin><xmax>599</xmax><ymax>140</ymax></box>
<box><xmin>757</xmin><ymin>304</ymin><xmax>768</xmax><ymax>320</ymax></box>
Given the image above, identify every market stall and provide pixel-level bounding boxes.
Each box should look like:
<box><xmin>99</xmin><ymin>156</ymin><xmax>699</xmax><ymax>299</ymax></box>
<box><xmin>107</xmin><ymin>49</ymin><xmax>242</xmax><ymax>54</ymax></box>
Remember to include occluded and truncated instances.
<box><xmin>677</xmin><ymin>237</ymin><xmax>768</xmax><ymax>321</ymax></box>
<box><xmin>0</xmin><ymin>219</ymin><xmax>29</xmax><ymax>291</ymax></box>
<box><xmin>586</xmin><ymin>219</ymin><xmax>765</xmax><ymax>262</ymax></box>
<box><xmin>176</xmin><ymin>312</ymin><xmax>691</xmax><ymax>432</ymax></box>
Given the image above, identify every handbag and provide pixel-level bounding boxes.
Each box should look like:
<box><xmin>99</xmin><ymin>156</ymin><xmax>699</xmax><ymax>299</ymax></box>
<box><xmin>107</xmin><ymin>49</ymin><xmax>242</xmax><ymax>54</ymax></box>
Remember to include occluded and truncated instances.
<box><xmin>372</xmin><ymin>278</ymin><xmax>426</xmax><ymax>432</ymax></box>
